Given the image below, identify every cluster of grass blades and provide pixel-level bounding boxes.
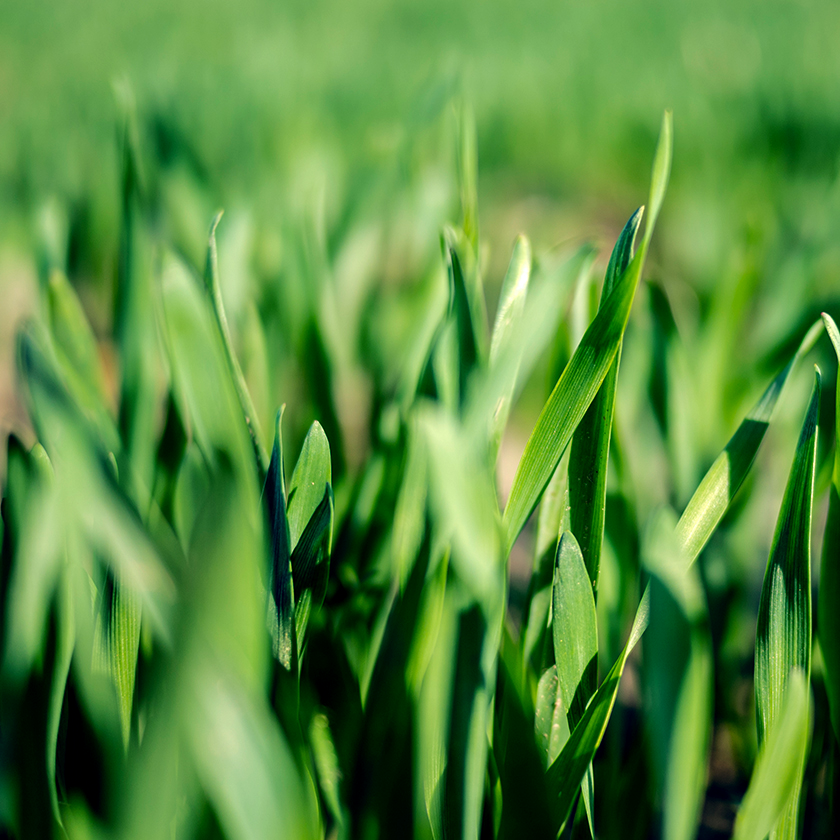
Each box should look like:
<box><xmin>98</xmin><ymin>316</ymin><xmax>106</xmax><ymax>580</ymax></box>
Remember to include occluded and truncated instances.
<box><xmin>2</xmin><ymin>107</ymin><xmax>840</xmax><ymax>840</ymax></box>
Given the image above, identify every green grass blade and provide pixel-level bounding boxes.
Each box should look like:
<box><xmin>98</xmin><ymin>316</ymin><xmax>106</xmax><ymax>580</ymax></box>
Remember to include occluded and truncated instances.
<box><xmin>205</xmin><ymin>211</ymin><xmax>269</xmax><ymax>480</ymax></box>
<box><xmin>534</xmin><ymin>665</ymin><xmax>570</xmax><ymax>768</ymax></box>
<box><xmin>263</xmin><ymin>408</ymin><xmax>294</xmax><ymax>670</ymax></box>
<box><xmin>552</xmin><ymin>531</ymin><xmax>598</xmax><ymax>728</ymax></box>
<box><xmin>568</xmin><ymin>208</ymin><xmax>642</xmax><ymax>591</ymax></box>
<box><xmin>675</xmin><ymin>320</ymin><xmax>822</xmax><ymax>564</ymax></box>
<box><xmin>754</xmin><ymin>368</ymin><xmax>820</xmax><ymax>839</ymax></box>
<box><xmin>545</xmin><ymin>586</ymin><xmax>650</xmax><ymax>829</ymax></box>
<box><xmin>819</xmin><ymin>312</ymin><xmax>840</xmax><ymax>743</ymax></box>
<box><xmin>444</xmin><ymin>239</ymin><xmax>481</xmax><ymax>406</ymax></box>
<box><xmin>733</xmin><ymin>670</ymin><xmax>810</xmax><ymax>840</ymax></box>
<box><xmin>287</xmin><ymin>421</ymin><xmax>332</xmax><ymax>551</ymax></box>
<box><xmin>488</xmin><ymin>235</ymin><xmax>531</xmax><ymax>455</ymax></box>
<box><xmin>103</xmin><ymin>574</ymin><xmax>142</xmax><ymax>748</ymax></box>
<box><xmin>504</xmin><ymin>112</ymin><xmax>672</xmax><ymax>551</ymax></box>
<box><xmin>645</xmin><ymin>510</ymin><xmax>712</xmax><ymax>840</ymax></box>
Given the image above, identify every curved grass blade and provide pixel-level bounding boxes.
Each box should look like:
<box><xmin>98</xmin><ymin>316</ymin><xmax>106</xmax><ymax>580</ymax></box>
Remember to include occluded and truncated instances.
<box><xmin>504</xmin><ymin>111</ymin><xmax>672</xmax><ymax>551</ymax></box>
<box><xmin>545</xmin><ymin>586</ymin><xmax>650</xmax><ymax>829</ymax></box>
<box><xmin>675</xmin><ymin>320</ymin><xmax>822</xmax><ymax>564</ymax></box>
<box><xmin>263</xmin><ymin>408</ymin><xmax>294</xmax><ymax>670</ymax></box>
<box><xmin>733</xmin><ymin>669</ymin><xmax>810</xmax><ymax>840</ymax></box>
<box><xmin>488</xmin><ymin>235</ymin><xmax>531</xmax><ymax>456</ymax></box>
<box><xmin>552</xmin><ymin>531</ymin><xmax>597</xmax><ymax>728</ymax></box>
<box><xmin>819</xmin><ymin>312</ymin><xmax>840</xmax><ymax>743</ymax></box>
<box><xmin>205</xmin><ymin>211</ymin><xmax>269</xmax><ymax>480</ymax></box>
<box><xmin>568</xmin><ymin>209</ymin><xmax>642</xmax><ymax>591</ymax></box>
<box><xmin>754</xmin><ymin>368</ymin><xmax>820</xmax><ymax>839</ymax></box>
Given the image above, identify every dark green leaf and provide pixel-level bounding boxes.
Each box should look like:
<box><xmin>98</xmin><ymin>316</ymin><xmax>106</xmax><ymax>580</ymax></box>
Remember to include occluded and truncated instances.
<box><xmin>504</xmin><ymin>111</ymin><xmax>672</xmax><ymax>550</ymax></box>
<box><xmin>819</xmin><ymin>312</ymin><xmax>840</xmax><ymax>743</ymax></box>
<box><xmin>568</xmin><ymin>209</ymin><xmax>642</xmax><ymax>591</ymax></box>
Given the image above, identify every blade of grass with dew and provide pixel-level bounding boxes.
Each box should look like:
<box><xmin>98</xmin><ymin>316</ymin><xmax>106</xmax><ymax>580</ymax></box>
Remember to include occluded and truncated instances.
<box><xmin>819</xmin><ymin>312</ymin><xmax>840</xmax><ymax>743</ymax></box>
<box><xmin>755</xmin><ymin>368</ymin><xmax>820</xmax><ymax>839</ymax></box>
<box><xmin>645</xmin><ymin>509</ymin><xmax>712</xmax><ymax>840</ymax></box>
<box><xmin>488</xmin><ymin>235</ymin><xmax>531</xmax><ymax>457</ymax></box>
<box><xmin>205</xmin><ymin>211</ymin><xmax>269</xmax><ymax>480</ymax></box>
<box><xmin>568</xmin><ymin>208</ymin><xmax>643</xmax><ymax>591</ymax></box>
<box><xmin>522</xmin><ymin>449</ymin><xmax>571</xmax><ymax>675</ymax></box>
<box><xmin>504</xmin><ymin>111</ymin><xmax>672</xmax><ymax>551</ymax></box>
<box><xmin>733</xmin><ymin>670</ymin><xmax>811</xmax><ymax>840</ymax></box>
<box><xmin>675</xmin><ymin>320</ymin><xmax>822</xmax><ymax>564</ymax></box>
<box><xmin>552</xmin><ymin>531</ymin><xmax>598</xmax><ymax>728</ymax></box>
<box><xmin>545</xmin><ymin>586</ymin><xmax>650</xmax><ymax>831</ymax></box>
<box><xmin>551</xmin><ymin>530</ymin><xmax>598</xmax><ymax>836</ymax></box>
<box><xmin>264</xmin><ymin>408</ymin><xmax>294</xmax><ymax>670</ymax></box>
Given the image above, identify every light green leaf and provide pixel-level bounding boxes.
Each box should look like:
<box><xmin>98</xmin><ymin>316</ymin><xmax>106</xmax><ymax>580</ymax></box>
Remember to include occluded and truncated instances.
<box><xmin>287</xmin><ymin>421</ymin><xmax>331</xmax><ymax>551</ymax></box>
<box><xmin>675</xmin><ymin>319</ymin><xmax>822</xmax><ymax>564</ymax></box>
<box><xmin>545</xmin><ymin>586</ymin><xmax>650</xmax><ymax>829</ymax></box>
<box><xmin>488</xmin><ymin>235</ymin><xmax>531</xmax><ymax>455</ymax></box>
<box><xmin>733</xmin><ymin>670</ymin><xmax>810</xmax><ymax>840</ymax></box>
<box><xmin>819</xmin><ymin>312</ymin><xmax>840</xmax><ymax>743</ymax></box>
<box><xmin>754</xmin><ymin>368</ymin><xmax>820</xmax><ymax>839</ymax></box>
<box><xmin>552</xmin><ymin>531</ymin><xmax>597</xmax><ymax>727</ymax></box>
<box><xmin>504</xmin><ymin>111</ymin><xmax>672</xmax><ymax>551</ymax></box>
<box><xmin>568</xmin><ymin>208</ymin><xmax>642</xmax><ymax>591</ymax></box>
<box><xmin>534</xmin><ymin>665</ymin><xmax>570</xmax><ymax>769</ymax></box>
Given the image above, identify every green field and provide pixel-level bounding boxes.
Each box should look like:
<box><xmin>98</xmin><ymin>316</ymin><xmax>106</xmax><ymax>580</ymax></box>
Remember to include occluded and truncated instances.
<box><xmin>1</xmin><ymin>2</ymin><xmax>840</xmax><ymax>838</ymax></box>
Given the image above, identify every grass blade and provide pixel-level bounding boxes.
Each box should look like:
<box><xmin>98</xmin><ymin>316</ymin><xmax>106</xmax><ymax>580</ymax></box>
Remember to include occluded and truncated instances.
<box><xmin>733</xmin><ymin>670</ymin><xmax>811</xmax><ymax>840</ymax></box>
<box><xmin>819</xmin><ymin>312</ymin><xmax>840</xmax><ymax>743</ymax></box>
<box><xmin>552</xmin><ymin>531</ymin><xmax>598</xmax><ymax>728</ymax></box>
<box><xmin>754</xmin><ymin>368</ymin><xmax>820</xmax><ymax>838</ymax></box>
<box><xmin>263</xmin><ymin>409</ymin><xmax>294</xmax><ymax>670</ymax></box>
<box><xmin>675</xmin><ymin>320</ymin><xmax>822</xmax><ymax>564</ymax></box>
<box><xmin>504</xmin><ymin>111</ymin><xmax>672</xmax><ymax>551</ymax></box>
<box><xmin>568</xmin><ymin>209</ymin><xmax>642</xmax><ymax>591</ymax></box>
<box><xmin>545</xmin><ymin>585</ymin><xmax>650</xmax><ymax>829</ymax></box>
<box><xmin>205</xmin><ymin>211</ymin><xmax>269</xmax><ymax>479</ymax></box>
<box><xmin>488</xmin><ymin>235</ymin><xmax>531</xmax><ymax>455</ymax></box>
<box><xmin>645</xmin><ymin>510</ymin><xmax>712</xmax><ymax>840</ymax></box>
